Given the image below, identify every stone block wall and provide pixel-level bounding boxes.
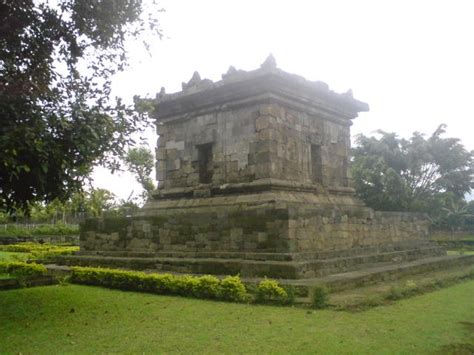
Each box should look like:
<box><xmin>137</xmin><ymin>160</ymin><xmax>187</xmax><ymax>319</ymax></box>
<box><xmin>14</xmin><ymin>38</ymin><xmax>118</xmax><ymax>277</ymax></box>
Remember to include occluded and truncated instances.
<box><xmin>287</xmin><ymin>207</ymin><xmax>430</xmax><ymax>253</ymax></box>
<box><xmin>156</xmin><ymin>102</ymin><xmax>351</xmax><ymax>190</ymax></box>
<box><xmin>156</xmin><ymin>106</ymin><xmax>259</xmax><ymax>189</ymax></box>
<box><xmin>253</xmin><ymin>103</ymin><xmax>351</xmax><ymax>187</ymax></box>
<box><xmin>81</xmin><ymin>204</ymin><xmax>291</xmax><ymax>255</ymax></box>
<box><xmin>80</xmin><ymin>193</ymin><xmax>431</xmax><ymax>258</ymax></box>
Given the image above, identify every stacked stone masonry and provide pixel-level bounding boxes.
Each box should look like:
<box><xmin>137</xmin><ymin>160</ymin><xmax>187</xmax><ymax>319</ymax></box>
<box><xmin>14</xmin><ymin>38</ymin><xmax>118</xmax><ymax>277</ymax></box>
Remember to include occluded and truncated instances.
<box><xmin>72</xmin><ymin>56</ymin><xmax>445</xmax><ymax>279</ymax></box>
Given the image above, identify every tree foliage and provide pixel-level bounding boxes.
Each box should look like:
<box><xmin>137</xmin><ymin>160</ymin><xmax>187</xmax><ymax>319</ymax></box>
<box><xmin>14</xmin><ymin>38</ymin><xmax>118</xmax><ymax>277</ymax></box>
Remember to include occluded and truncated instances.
<box><xmin>124</xmin><ymin>146</ymin><xmax>156</xmax><ymax>200</ymax></box>
<box><xmin>0</xmin><ymin>188</ymin><xmax>141</xmax><ymax>224</ymax></box>
<box><xmin>433</xmin><ymin>196</ymin><xmax>474</xmax><ymax>231</ymax></box>
<box><xmin>0</xmin><ymin>0</ymin><xmax>162</xmax><ymax>213</ymax></box>
<box><xmin>351</xmin><ymin>125</ymin><xmax>473</xmax><ymax>213</ymax></box>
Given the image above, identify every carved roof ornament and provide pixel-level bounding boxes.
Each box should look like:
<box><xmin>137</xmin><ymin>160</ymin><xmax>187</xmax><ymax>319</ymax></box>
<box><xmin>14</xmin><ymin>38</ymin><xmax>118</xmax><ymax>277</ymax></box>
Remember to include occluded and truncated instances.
<box><xmin>159</xmin><ymin>86</ymin><xmax>166</xmax><ymax>96</ymax></box>
<box><xmin>343</xmin><ymin>89</ymin><xmax>353</xmax><ymax>98</ymax></box>
<box><xmin>260</xmin><ymin>53</ymin><xmax>277</xmax><ymax>70</ymax></box>
<box><xmin>189</xmin><ymin>71</ymin><xmax>201</xmax><ymax>84</ymax></box>
<box><xmin>221</xmin><ymin>65</ymin><xmax>237</xmax><ymax>79</ymax></box>
<box><xmin>180</xmin><ymin>70</ymin><xmax>214</xmax><ymax>92</ymax></box>
<box><xmin>150</xmin><ymin>56</ymin><xmax>369</xmax><ymax>117</ymax></box>
<box><xmin>182</xmin><ymin>71</ymin><xmax>201</xmax><ymax>90</ymax></box>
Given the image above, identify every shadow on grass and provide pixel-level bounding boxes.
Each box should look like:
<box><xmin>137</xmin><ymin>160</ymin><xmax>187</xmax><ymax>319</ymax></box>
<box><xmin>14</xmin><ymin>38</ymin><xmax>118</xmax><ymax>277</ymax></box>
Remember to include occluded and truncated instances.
<box><xmin>437</xmin><ymin>321</ymin><xmax>474</xmax><ymax>355</ymax></box>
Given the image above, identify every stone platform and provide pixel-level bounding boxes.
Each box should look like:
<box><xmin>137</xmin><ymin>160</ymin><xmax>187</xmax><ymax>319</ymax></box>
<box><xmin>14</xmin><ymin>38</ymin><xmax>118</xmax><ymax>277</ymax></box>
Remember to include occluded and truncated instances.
<box><xmin>59</xmin><ymin>241</ymin><xmax>445</xmax><ymax>279</ymax></box>
<box><xmin>59</xmin><ymin>190</ymin><xmax>444</xmax><ymax>279</ymax></box>
<box><xmin>62</xmin><ymin>58</ymin><xmax>454</xmax><ymax>283</ymax></box>
<box><xmin>56</xmin><ymin>253</ymin><xmax>474</xmax><ymax>300</ymax></box>
<box><xmin>280</xmin><ymin>254</ymin><xmax>474</xmax><ymax>294</ymax></box>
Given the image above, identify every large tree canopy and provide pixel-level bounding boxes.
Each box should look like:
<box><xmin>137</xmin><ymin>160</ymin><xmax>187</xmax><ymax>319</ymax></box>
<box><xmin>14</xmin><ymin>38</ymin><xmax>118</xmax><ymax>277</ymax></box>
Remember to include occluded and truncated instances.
<box><xmin>0</xmin><ymin>0</ymin><xmax>162</xmax><ymax>213</ymax></box>
<box><xmin>351</xmin><ymin>125</ymin><xmax>474</xmax><ymax>213</ymax></box>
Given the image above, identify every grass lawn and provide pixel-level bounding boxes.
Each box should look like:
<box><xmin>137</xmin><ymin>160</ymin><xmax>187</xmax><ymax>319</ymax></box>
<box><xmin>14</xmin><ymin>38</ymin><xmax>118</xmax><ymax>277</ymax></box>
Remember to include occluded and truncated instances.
<box><xmin>1</xmin><ymin>282</ymin><xmax>473</xmax><ymax>353</ymax></box>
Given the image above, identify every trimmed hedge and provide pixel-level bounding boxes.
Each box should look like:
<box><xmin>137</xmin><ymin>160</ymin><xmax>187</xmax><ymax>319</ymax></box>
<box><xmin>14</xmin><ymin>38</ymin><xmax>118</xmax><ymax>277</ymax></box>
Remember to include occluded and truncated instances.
<box><xmin>256</xmin><ymin>278</ymin><xmax>289</xmax><ymax>304</ymax></box>
<box><xmin>0</xmin><ymin>261</ymin><xmax>47</xmax><ymax>279</ymax></box>
<box><xmin>0</xmin><ymin>242</ymin><xmax>78</xmax><ymax>260</ymax></box>
<box><xmin>70</xmin><ymin>266</ymin><xmax>250</xmax><ymax>302</ymax></box>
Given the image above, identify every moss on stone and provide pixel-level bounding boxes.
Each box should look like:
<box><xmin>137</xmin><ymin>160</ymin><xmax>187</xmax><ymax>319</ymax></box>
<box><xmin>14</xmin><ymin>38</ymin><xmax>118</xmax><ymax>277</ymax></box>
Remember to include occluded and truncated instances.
<box><xmin>149</xmin><ymin>216</ymin><xmax>168</xmax><ymax>226</ymax></box>
<box><xmin>82</xmin><ymin>218</ymin><xmax>99</xmax><ymax>231</ymax></box>
<box><xmin>102</xmin><ymin>217</ymin><xmax>130</xmax><ymax>233</ymax></box>
<box><xmin>235</xmin><ymin>214</ymin><xmax>268</xmax><ymax>232</ymax></box>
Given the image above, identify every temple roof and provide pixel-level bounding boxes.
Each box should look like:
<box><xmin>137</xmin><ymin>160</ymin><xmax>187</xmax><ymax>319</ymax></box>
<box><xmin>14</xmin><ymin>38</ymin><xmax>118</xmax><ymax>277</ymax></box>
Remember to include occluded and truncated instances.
<box><xmin>150</xmin><ymin>55</ymin><xmax>369</xmax><ymax>121</ymax></box>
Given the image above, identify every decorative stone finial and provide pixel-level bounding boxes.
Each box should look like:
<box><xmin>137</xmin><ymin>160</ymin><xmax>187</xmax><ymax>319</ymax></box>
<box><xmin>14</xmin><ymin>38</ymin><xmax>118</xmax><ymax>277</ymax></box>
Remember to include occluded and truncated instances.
<box><xmin>221</xmin><ymin>66</ymin><xmax>238</xmax><ymax>79</ymax></box>
<box><xmin>159</xmin><ymin>87</ymin><xmax>166</xmax><ymax>96</ymax></box>
<box><xmin>227</xmin><ymin>66</ymin><xmax>237</xmax><ymax>75</ymax></box>
<box><xmin>189</xmin><ymin>71</ymin><xmax>201</xmax><ymax>84</ymax></box>
<box><xmin>344</xmin><ymin>89</ymin><xmax>353</xmax><ymax>98</ymax></box>
<box><xmin>182</xmin><ymin>71</ymin><xmax>202</xmax><ymax>90</ymax></box>
<box><xmin>260</xmin><ymin>54</ymin><xmax>277</xmax><ymax>70</ymax></box>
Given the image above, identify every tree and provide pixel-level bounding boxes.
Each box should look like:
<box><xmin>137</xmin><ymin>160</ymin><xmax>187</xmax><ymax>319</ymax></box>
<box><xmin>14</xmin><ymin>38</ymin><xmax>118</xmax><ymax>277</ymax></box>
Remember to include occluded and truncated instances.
<box><xmin>0</xmin><ymin>0</ymin><xmax>162</xmax><ymax>213</ymax></box>
<box><xmin>86</xmin><ymin>188</ymin><xmax>116</xmax><ymax>217</ymax></box>
<box><xmin>351</xmin><ymin>125</ymin><xmax>474</xmax><ymax>213</ymax></box>
<box><xmin>439</xmin><ymin>197</ymin><xmax>474</xmax><ymax>233</ymax></box>
<box><xmin>124</xmin><ymin>146</ymin><xmax>156</xmax><ymax>200</ymax></box>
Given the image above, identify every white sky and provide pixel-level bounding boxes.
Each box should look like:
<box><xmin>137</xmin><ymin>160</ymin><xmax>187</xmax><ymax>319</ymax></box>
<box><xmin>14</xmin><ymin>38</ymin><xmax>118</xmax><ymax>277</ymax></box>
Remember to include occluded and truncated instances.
<box><xmin>92</xmin><ymin>0</ymin><xmax>474</xmax><ymax>200</ymax></box>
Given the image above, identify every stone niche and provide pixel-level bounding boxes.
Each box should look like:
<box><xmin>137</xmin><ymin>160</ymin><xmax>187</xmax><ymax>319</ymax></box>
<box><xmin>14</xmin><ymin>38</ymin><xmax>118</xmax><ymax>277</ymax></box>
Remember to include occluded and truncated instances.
<box><xmin>75</xmin><ymin>56</ymin><xmax>444</xmax><ymax>279</ymax></box>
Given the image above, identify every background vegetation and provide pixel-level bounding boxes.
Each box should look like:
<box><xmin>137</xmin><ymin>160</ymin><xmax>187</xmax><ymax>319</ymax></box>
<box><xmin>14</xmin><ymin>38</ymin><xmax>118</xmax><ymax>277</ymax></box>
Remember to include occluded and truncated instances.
<box><xmin>352</xmin><ymin>124</ymin><xmax>474</xmax><ymax>231</ymax></box>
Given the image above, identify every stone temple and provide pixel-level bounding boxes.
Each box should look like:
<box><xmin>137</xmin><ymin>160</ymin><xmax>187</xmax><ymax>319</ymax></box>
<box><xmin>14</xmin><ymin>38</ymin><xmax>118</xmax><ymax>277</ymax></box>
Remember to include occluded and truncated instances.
<box><xmin>65</xmin><ymin>56</ymin><xmax>447</xmax><ymax>279</ymax></box>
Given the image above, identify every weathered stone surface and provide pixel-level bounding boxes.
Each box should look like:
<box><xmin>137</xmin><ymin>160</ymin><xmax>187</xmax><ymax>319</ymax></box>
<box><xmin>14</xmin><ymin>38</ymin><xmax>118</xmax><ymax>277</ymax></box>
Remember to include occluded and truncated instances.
<box><xmin>70</xmin><ymin>57</ymin><xmax>445</xmax><ymax>279</ymax></box>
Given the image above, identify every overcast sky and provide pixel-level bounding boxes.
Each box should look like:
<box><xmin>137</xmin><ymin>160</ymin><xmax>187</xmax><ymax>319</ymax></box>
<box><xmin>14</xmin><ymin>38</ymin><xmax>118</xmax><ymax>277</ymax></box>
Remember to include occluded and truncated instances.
<box><xmin>93</xmin><ymin>0</ymin><xmax>474</xmax><ymax>200</ymax></box>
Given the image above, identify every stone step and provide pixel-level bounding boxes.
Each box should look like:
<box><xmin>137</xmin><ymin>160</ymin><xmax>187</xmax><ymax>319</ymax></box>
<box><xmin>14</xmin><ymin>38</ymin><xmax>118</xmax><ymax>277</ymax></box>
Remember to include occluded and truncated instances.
<box><xmin>295</xmin><ymin>240</ymin><xmax>439</xmax><ymax>261</ymax></box>
<box><xmin>58</xmin><ymin>254</ymin><xmax>299</xmax><ymax>278</ymax></box>
<box><xmin>59</xmin><ymin>244</ymin><xmax>446</xmax><ymax>280</ymax></box>
<box><xmin>0</xmin><ymin>275</ymin><xmax>57</xmax><ymax>291</ymax></box>
<box><xmin>302</xmin><ymin>246</ymin><xmax>445</xmax><ymax>277</ymax></box>
<box><xmin>78</xmin><ymin>240</ymin><xmax>440</xmax><ymax>262</ymax></box>
<box><xmin>276</xmin><ymin>254</ymin><xmax>474</xmax><ymax>295</ymax></box>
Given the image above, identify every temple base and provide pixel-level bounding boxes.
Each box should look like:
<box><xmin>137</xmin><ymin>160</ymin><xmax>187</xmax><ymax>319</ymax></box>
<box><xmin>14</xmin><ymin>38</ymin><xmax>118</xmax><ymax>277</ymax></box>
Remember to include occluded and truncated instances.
<box><xmin>61</xmin><ymin>191</ymin><xmax>445</xmax><ymax>279</ymax></box>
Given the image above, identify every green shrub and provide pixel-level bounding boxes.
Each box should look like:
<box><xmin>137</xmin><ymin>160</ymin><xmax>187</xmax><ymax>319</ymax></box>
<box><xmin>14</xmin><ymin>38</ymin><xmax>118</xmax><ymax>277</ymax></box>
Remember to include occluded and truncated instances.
<box><xmin>357</xmin><ymin>295</ymin><xmax>385</xmax><ymax>309</ymax></box>
<box><xmin>311</xmin><ymin>285</ymin><xmax>329</xmax><ymax>309</ymax></box>
<box><xmin>387</xmin><ymin>285</ymin><xmax>404</xmax><ymax>300</ymax></box>
<box><xmin>256</xmin><ymin>278</ymin><xmax>288</xmax><ymax>304</ymax></box>
<box><xmin>218</xmin><ymin>275</ymin><xmax>248</xmax><ymax>302</ymax></box>
<box><xmin>174</xmin><ymin>275</ymin><xmax>200</xmax><ymax>296</ymax></box>
<box><xmin>282</xmin><ymin>285</ymin><xmax>296</xmax><ymax>305</ymax></box>
<box><xmin>387</xmin><ymin>280</ymin><xmax>421</xmax><ymax>301</ymax></box>
<box><xmin>70</xmin><ymin>267</ymin><xmax>143</xmax><ymax>290</ymax></box>
<box><xmin>0</xmin><ymin>244</ymin><xmax>32</xmax><ymax>253</ymax></box>
<box><xmin>33</xmin><ymin>224</ymin><xmax>78</xmax><ymax>236</ymax></box>
<box><xmin>70</xmin><ymin>267</ymin><xmax>250</xmax><ymax>303</ymax></box>
<box><xmin>405</xmin><ymin>280</ymin><xmax>417</xmax><ymax>289</ymax></box>
<box><xmin>152</xmin><ymin>273</ymin><xmax>179</xmax><ymax>294</ymax></box>
<box><xmin>0</xmin><ymin>242</ymin><xmax>79</xmax><ymax>261</ymax></box>
<box><xmin>0</xmin><ymin>224</ymin><xmax>78</xmax><ymax>237</ymax></box>
<box><xmin>194</xmin><ymin>275</ymin><xmax>221</xmax><ymax>299</ymax></box>
<box><xmin>0</xmin><ymin>261</ymin><xmax>47</xmax><ymax>279</ymax></box>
